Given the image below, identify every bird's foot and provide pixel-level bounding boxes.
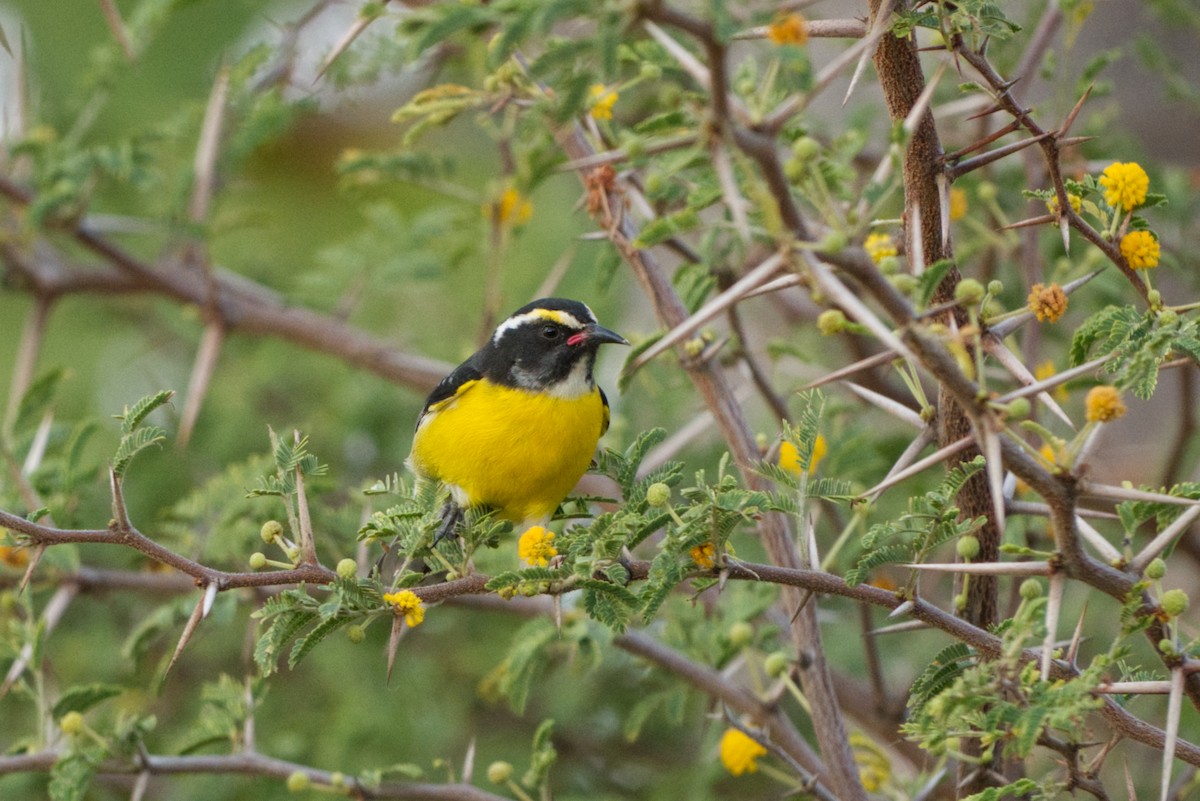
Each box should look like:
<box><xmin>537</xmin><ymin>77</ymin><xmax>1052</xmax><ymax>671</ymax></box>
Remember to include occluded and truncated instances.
<box><xmin>432</xmin><ymin>503</ymin><xmax>464</xmax><ymax>546</ymax></box>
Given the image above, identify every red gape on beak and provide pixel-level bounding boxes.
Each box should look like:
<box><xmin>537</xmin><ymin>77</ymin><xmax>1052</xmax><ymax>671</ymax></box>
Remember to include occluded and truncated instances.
<box><xmin>567</xmin><ymin>324</ymin><xmax>628</xmax><ymax>348</ymax></box>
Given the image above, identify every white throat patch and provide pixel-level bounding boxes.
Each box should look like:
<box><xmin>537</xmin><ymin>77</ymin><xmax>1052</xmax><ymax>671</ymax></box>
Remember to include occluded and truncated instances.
<box><xmin>512</xmin><ymin>357</ymin><xmax>594</xmax><ymax>398</ymax></box>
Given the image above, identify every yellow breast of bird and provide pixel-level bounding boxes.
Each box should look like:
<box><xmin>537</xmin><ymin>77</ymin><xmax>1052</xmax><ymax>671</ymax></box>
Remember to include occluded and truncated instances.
<box><xmin>410</xmin><ymin>379</ymin><xmax>607</xmax><ymax>523</ymax></box>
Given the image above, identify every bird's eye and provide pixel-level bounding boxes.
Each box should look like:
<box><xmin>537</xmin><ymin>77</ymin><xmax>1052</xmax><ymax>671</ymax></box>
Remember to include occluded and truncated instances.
<box><xmin>541</xmin><ymin>325</ymin><xmax>560</xmax><ymax>340</ymax></box>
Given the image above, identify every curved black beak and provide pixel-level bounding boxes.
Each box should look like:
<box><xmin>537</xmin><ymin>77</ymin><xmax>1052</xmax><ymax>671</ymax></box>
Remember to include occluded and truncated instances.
<box><xmin>586</xmin><ymin>323</ymin><xmax>629</xmax><ymax>346</ymax></box>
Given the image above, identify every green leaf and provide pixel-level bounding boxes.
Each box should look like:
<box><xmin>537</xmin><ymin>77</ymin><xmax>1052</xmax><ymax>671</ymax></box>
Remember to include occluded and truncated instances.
<box><xmin>962</xmin><ymin>778</ymin><xmax>1040</xmax><ymax>801</ymax></box>
<box><xmin>523</xmin><ymin>718</ymin><xmax>558</xmax><ymax>789</ymax></box>
<box><xmin>112</xmin><ymin>425</ymin><xmax>167</xmax><ymax>478</ymax></box>
<box><xmin>908</xmin><ymin>643</ymin><xmax>973</xmax><ymax>708</ymax></box>
<box><xmin>48</xmin><ymin>752</ymin><xmax>97</xmax><ymax>801</ymax></box>
<box><xmin>634</xmin><ymin>110</ymin><xmax>691</xmax><ymax>135</ymax></box>
<box><xmin>632</xmin><ymin>207</ymin><xmax>701</xmax><ymax>248</ymax></box>
<box><xmin>494</xmin><ymin>618</ymin><xmax>559</xmax><ymax>714</ymax></box>
<box><xmin>117</xmin><ymin>390</ymin><xmax>174</xmax><ymax>435</ymax></box>
<box><xmin>289</xmin><ymin>615</ymin><xmax>353</xmax><ymax>669</ymax></box>
<box><xmin>52</xmin><ymin>684</ymin><xmax>124</xmax><ymax>719</ymax></box>
<box><xmin>14</xmin><ymin>367</ymin><xmax>66</xmax><ymax>434</ymax></box>
<box><xmin>917</xmin><ymin>259</ymin><xmax>956</xmax><ymax>308</ymax></box>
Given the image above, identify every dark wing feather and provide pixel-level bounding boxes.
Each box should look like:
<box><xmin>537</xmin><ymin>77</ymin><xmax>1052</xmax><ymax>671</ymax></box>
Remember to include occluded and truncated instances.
<box><xmin>599</xmin><ymin>386</ymin><xmax>611</xmax><ymax>437</ymax></box>
<box><xmin>415</xmin><ymin>357</ymin><xmax>484</xmax><ymax>431</ymax></box>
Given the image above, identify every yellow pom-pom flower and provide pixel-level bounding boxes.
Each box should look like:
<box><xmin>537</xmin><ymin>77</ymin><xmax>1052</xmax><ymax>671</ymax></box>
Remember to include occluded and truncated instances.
<box><xmin>689</xmin><ymin>542</ymin><xmax>716</xmax><ymax>569</ymax></box>
<box><xmin>949</xmin><ymin>187</ymin><xmax>968</xmax><ymax>221</ymax></box>
<box><xmin>1046</xmin><ymin>193</ymin><xmax>1082</xmax><ymax>215</ymax></box>
<box><xmin>779</xmin><ymin>436</ymin><xmax>827</xmax><ymax>475</ymax></box>
<box><xmin>864</xmin><ymin>232</ymin><xmax>897</xmax><ymax>265</ymax></box>
<box><xmin>484</xmin><ymin>187</ymin><xmax>533</xmax><ymax>227</ymax></box>
<box><xmin>588</xmin><ymin>84</ymin><xmax>619</xmax><ymax>121</ymax></box>
<box><xmin>719</xmin><ymin>727</ymin><xmax>768</xmax><ymax>776</ymax></box>
<box><xmin>383</xmin><ymin>590</ymin><xmax>426</xmax><ymax>628</ymax></box>
<box><xmin>1099</xmin><ymin>161</ymin><xmax>1149</xmax><ymax>212</ymax></box>
<box><xmin>1085</xmin><ymin>385</ymin><xmax>1126</xmax><ymax>423</ymax></box>
<box><xmin>518</xmin><ymin>526</ymin><xmax>558</xmax><ymax>567</ymax></box>
<box><xmin>1119</xmin><ymin>230</ymin><xmax>1160</xmax><ymax>270</ymax></box>
<box><xmin>1027</xmin><ymin>283</ymin><xmax>1068</xmax><ymax>323</ymax></box>
<box><xmin>0</xmin><ymin>543</ymin><xmax>29</xmax><ymax>568</ymax></box>
<box><xmin>767</xmin><ymin>13</ymin><xmax>808</xmax><ymax>45</ymax></box>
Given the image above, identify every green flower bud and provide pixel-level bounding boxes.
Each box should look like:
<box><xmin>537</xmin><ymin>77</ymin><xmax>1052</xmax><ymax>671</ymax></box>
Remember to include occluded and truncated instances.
<box><xmin>1145</xmin><ymin>558</ymin><xmax>1166</xmax><ymax>580</ymax></box>
<box><xmin>497</xmin><ymin>586</ymin><xmax>516</xmax><ymax>601</ymax></box>
<box><xmin>284</xmin><ymin>546</ymin><xmax>300</xmax><ymax>563</ymax></box>
<box><xmin>260</xmin><ymin>520</ymin><xmax>284</xmax><ymax>545</ymax></box>
<box><xmin>890</xmin><ymin>273</ymin><xmax>919</xmax><ymax>295</ymax></box>
<box><xmin>336</xmin><ymin>558</ymin><xmax>358</xmax><ymax>580</ymax></box>
<box><xmin>249</xmin><ymin>552</ymin><xmax>267</xmax><ymax>570</ymax></box>
<box><xmin>646</xmin><ymin>482</ymin><xmax>672</xmax><ymax>508</ymax></box>
<box><xmin>954</xmin><ymin>279</ymin><xmax>986</xmax><ymax>306</ymax></box>
<box><xmin>953</xmin><ymin>592</ymin><xmax>967</xmax><ymax>611</ymax></box>
<box><xmin>1147</xmin><ymin>289</ymin><xmax>1162</xmax><ymax>309</ymax></box>
<box><xmin>1005</xmin><ymin>397</ymin><xmax>1031</xmax><ymax>420</ymax></box>
<box><xmin>816</xmin><ymin>309</ymin><xmax>847</xmax><ymax>336</ymax></box>
<box><xmin>818</xmin><ymin>231</ymin><xmax>849</xmax><ymax>253</ymax></box>
<box><xmin>1160</xmin><ymin>588</ymin><xmax>1189</xmax><ymax>618</ymax></box>
<box><xmin>347</xmin><ymin>625</ymin><xmax>365</xmax><ymax>644</ymax></box>
<box><xmin>956</xmin><ymin>535</ymin><xmax>980</xmax><ymax>560</ymax></box>
<box><xmin>728</xmin><ymin>621</ymin><xmax>754</xmax><ymax>649</ymax></box>
<box><xmin>764</xmin><ymin>651</ymin><xmax>790</xmax><ymax>678</ymax></box>
<box><xmin>683</xmin><ymin>337</ymin><xmax>706</xmax><ymax>358</ymax></box>
<box><xmin>60</xmin><ymin>711</ymin><xmax>84</xmax><ymax>736</ymax></box>
<box><xmin>1158</xmin><ymin>308</ymin><xmax>1178</xmax><ymax>325</ymax></box>
<box><xmin>1019</xmin><ymin>578</ymin><xmax>1043</xmax><ymax>600</ymax></box>
<box><xmin>286</xmin><ymin>771</ymin><xmax>311</xmax><ymax>793</ymax></box>
<box><xmin>487</xmin><ymin>762</ymin><xmax>514</xmax><ymax>784</ymax></box>
<box><xmin>329</xmin><ymin>772</ymin><xmax>346</xmax><ymax>788</ymax></box>
<box><xmin>1160</xmin><ymin>639</ymin><xmax>1177</xmax><ymax>656</ymax></box>
<box><xmin>639</xmin><ymin>62</ymin><xmax>662</xmax><ymax>81</ymax></box>
<box><xmin>878</xmin><ymin>255</ymin><xmax>901</xmax><ymax>275</ymax></box>
<box><xmin>784</xmin><ymin>156</ymin><xmax>805</xmax><ymax>183</ymax></box>
<box><xmin>977</xmin><ymin>181</ymin><xmax>997</xmax><ymax>201</ymax></box>
<box><xmin>791</xmin><ymin>136</ymin><xmax>821</xmax><ymax>162</ymax></box>
<box><xmin>987</xmin><ymin>280</ymin><xmax>1004</xmax><ymax>296</ymax></box>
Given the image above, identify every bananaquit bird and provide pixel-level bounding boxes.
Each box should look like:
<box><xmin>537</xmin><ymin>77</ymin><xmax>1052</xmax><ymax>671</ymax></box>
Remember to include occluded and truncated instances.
<box><xmin>409</xmin><ymin>298</ymin><xmax>628</xmax><ymax>539</ymax></box>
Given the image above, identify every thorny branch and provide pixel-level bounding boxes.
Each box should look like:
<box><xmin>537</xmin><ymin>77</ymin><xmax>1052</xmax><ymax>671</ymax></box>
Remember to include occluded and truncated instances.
<box><xmin>0</xmin><ymin>750</ymin><xmax>509</xmax><ymax>801</ymax></box>
<box><xmin>0</xmin><ymin>176</ymin><xmax>451</xmax><ymax>393</ymax></box>
<box><xmin>4</xmin><ymin>545</ymin><xmax>1199</xmax><ymax>769</ymax></box>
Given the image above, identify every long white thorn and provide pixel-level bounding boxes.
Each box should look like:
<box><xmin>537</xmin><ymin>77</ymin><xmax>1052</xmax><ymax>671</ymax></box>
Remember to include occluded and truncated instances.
<box><xmin>981</xmin><ymin>424</ymin><xmax>1006</xmax><ymax>537</ymax></box>
<box><xmin>629</xmin><ymin>253</ymin><xmax>785</xmax><ymax>371</ymax></box>
<box><xmin>1082</xmin><ymin>483</ymin><xmax>1200</xmax><ymax>508</ymax></box>
<box><xmin>1162</xmin><ymin>669</ymin><xmax>1184</xmax><ymax>801</ymax></box>
<box><xmin>992</xmin><ymin>354</ymin><xmax>1110</xmax><ymax>404</ymax></box>
<box><xmin>1131</xmin><ymin>504</ymin><xmax>1200</xmax><ymax>574</ymax></box>
<box><xmin>1040</xmin><ymin>572</ymin><xmax>1065</xmax><ymax>680</ymax></box>
<box><xmin>801</xmin><ymin>252</ymin><xmax>919</xmax><ymax>363</ymax></box>
<box><xmin>1075</xmin><ymin>516</ymin><xmax>1123</xmax><ymax>564</ymax></box>
<box><xmin>981</xmin><ymin>334</ymin><xmax>1074</xmax><ymax>429</ymax></box>
<box><xmin>1097</xmin><ymin>680</ymin><xmax>1174</xmax><ymax>695</ymax></box>
<box><xmin>862</xmin><ymin>436</ymin><xmax>972</xmax><ymax>501</ymax></box>
<box><xmin>907</xmin><ymin>561</ymin><xmax>1051</xmax><ymax>576</ymax></box>
<box><xmin>844</xmin><ymin>382</ymin><xmax>925</xmax><ymax>428</ymax></box>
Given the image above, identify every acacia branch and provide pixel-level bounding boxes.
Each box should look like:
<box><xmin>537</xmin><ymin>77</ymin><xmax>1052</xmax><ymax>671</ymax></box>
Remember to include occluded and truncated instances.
<box><xmin>0</xmin><ymin>750</ymin><xmax>508</xmax><ymax>801</ymax></box>
<box><xmin>10</xmin><ymin>553</ymin><xmax>1198</xmax><ymax>770</ymax></box>
<box><xmin>0</xmin><ymin>176</ymin><xmax>451</xmax><ymax>392</ymax></box>
<box><xmin>0</xmin><ymin>509</ymin><xmax>336</xmax><ymax>590</ymax></box>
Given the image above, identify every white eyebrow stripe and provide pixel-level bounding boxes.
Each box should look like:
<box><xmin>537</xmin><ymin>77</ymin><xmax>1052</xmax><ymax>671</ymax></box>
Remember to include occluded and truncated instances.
<box><xmin>492</xmin><ymin>308</ymin><xmax>590</xmax><ymax>342</ymax></box>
